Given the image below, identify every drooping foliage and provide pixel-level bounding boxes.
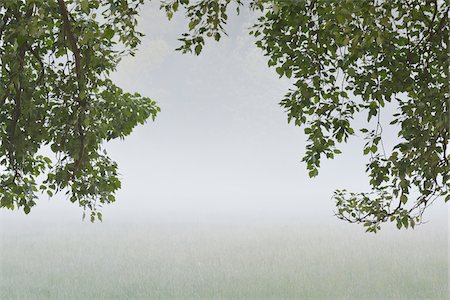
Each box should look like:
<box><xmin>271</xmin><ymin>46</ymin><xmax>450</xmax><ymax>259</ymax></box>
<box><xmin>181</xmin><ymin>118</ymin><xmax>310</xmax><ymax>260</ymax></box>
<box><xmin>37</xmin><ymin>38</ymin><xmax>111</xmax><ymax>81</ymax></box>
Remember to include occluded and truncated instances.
<box><xmin>165</xmin><ymin>0</ymin><xmax>448</xmax><ymax>232</ymax></box>
<box><xmin>0</xmin><ymin>0</ymin><xmax>159</xmax><ymax>221</ymax></box>
<box><xmin>1</xmin><ymin>0</ymin><xmax>448</xmax><ymax>230</ymax></box>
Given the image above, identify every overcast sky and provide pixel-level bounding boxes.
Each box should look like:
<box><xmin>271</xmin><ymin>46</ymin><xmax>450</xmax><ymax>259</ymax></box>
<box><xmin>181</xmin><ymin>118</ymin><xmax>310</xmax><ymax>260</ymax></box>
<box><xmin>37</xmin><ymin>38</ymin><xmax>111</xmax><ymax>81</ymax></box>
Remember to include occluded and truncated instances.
<box><xmin>0</xmin><ymin>3</ymin><xmax>447</xmax><ymax>231</ymax></box>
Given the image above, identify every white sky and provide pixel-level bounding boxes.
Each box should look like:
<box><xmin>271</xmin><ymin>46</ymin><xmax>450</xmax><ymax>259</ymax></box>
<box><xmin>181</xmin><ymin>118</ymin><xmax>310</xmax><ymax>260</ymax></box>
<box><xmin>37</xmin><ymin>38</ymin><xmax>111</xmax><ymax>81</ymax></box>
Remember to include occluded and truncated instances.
<box><xmin>0</xmin><ymin>3</ymin><xmax>447</xmax><ymax>231</ymax></box>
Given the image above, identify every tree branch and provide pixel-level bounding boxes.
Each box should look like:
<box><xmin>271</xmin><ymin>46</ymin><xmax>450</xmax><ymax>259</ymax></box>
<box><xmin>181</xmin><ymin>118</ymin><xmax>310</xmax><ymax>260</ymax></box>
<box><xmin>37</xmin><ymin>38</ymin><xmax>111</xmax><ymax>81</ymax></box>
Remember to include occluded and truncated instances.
<box><xmin>57</xmin><ymin>0</ymin><xmax>86</xmax><ymax>176</ymax></box>
<box><xmin>57</xmin><ymin>0</ymin><xmax>83</xmax><ymax>86</ymax></box>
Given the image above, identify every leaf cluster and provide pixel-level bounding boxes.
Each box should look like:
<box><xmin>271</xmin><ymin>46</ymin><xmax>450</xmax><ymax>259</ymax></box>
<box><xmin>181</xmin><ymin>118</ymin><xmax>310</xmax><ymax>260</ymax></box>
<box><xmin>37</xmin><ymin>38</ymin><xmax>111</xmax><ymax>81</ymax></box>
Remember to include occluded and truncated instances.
<box><xmin>0</xmin><ymin>0</ymin><xmax>159</xmax><ymax>219</ymax></box>
<box><xmin>169</xmin><ymin>0</ymin><xmax>449</xmax><ymax>231</ymax></box>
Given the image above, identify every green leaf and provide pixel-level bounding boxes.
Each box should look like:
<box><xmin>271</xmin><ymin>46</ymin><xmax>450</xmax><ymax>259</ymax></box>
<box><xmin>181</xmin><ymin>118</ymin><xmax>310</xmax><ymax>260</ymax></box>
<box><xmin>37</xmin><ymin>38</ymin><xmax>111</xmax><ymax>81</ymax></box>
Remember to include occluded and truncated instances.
<box><xmin>400</xmin><ymin>194</ymin><xmax>407</xmax><ymax>204</ymax></box>
<box><xmin>194</xmin><ymin>44</ymin><xmax>202</xmax><ymax>55</ymax></box>
<box><xmin>285</xmin><ymin>68</ymin><xmax>292</xmax><ymax>78</ymax></box>
<box><xmin>402</xmin><ymin>217</ymin><xmax>409</xmax><ymax>229</ymax></box>
<box><xmin>104</xmin><ymin>27</ymin><xmax>115</xmax><ymax>40</ymax></box>
<box><xmin>188</xmin><ymin>19</ymin><xmax>200</xmax><ymax>30</ymax></box>
<box><xmin>275</xmin><ymin>67</ymin><xmax>284</xmax><ymax>77</ymax></box>
<box><xmin>371</xmin><ymin>145</ymin><xmax>377</xmax><ymax>153</ymax></box>
<box><xmin>308</xmin><ymin>169</ymin><xmax>318</xmax><ymax>178</ymax></box>
<box><xmin>80</xmin><ymin>0</ymin><xmax>89</xmax><ymax>12</ymax></box>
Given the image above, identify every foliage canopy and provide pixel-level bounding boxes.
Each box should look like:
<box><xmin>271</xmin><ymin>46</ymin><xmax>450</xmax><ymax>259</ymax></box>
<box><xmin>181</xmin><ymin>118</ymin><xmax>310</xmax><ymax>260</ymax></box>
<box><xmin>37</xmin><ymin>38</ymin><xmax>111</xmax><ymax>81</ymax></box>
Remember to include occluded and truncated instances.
<box><xmin>1</xmin><ymin>0</ymin><xmax>448</xmax><ymax>230</ymax></box>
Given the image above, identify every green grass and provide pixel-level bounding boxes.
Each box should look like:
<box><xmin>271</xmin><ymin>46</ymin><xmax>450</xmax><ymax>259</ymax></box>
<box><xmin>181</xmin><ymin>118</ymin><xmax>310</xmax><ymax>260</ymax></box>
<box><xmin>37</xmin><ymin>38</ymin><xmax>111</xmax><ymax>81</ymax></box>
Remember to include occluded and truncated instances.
<box><xmin>0</xmin><ymin>222</ymin><xmax>447</xmax><ymax>299</ymax></box>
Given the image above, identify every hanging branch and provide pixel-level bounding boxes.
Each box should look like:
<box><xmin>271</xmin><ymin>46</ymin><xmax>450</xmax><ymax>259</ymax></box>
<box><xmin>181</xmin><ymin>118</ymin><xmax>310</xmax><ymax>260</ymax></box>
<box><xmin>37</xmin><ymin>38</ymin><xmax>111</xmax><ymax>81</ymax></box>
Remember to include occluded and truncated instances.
<box><xmin>57</xmin><ymin>0</ymin><xmax>86</xmax><ymax>176</ymax></box>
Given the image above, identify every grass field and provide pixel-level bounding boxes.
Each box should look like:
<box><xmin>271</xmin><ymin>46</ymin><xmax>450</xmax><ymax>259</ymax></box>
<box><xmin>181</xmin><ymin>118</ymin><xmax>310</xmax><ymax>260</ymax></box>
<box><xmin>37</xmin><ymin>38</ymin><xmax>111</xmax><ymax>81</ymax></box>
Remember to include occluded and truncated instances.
<box><xmin>0</xmin><ymin>220</ymin><xmax>447</xmax><ymax>299</ymax></box>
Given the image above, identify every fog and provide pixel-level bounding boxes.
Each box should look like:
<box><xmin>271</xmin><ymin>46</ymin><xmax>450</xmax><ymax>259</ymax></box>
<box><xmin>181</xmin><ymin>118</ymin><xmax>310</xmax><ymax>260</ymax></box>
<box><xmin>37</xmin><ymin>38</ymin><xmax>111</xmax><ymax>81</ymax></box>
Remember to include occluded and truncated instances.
<box><xmin>0</xmin><ymin>2</ymin><xmax>446</xmax><ymax>228</ymax></box>
<box><xmin>0</xmin><ymin>3</ymin><xmax>448</xmax><ymax>299</ymax></box>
